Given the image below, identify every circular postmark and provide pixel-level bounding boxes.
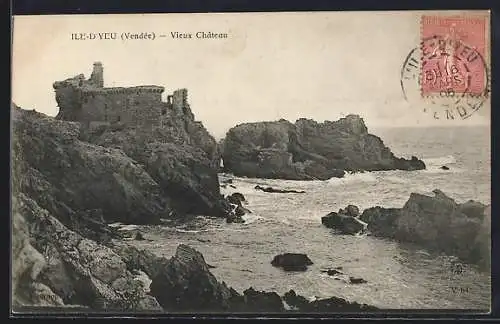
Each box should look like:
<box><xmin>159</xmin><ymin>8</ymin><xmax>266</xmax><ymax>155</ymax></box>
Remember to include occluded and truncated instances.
<box><xmin>400</xmin><ymin>35</ymin><xmax>490</xmax><ymax>120</ymax></box>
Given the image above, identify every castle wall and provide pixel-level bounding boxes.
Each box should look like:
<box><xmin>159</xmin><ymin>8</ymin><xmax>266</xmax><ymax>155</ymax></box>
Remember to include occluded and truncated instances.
<box><xmin>54</xmin><ymin>64</ymin><xmax>188</xmax><ymax>132</ymax></box>
<box><xmin>80</xmin><ymin>89</ymin><xmax>163</xmax><ymax>128</ymax></box>
<box><xmin>54</xmin><ymin>84</ymin><xmax>83</xmax><ymax>121</ymax></box>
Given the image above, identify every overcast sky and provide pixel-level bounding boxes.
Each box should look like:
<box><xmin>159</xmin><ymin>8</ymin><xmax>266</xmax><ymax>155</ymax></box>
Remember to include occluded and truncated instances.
<box><xmin>12</xmin><ymin>11</ymin><xmax>490</xmax><ymax>139</ymax></box>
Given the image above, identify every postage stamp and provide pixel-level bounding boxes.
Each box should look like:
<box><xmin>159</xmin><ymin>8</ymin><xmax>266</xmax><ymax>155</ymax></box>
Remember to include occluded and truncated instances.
<box><xmin>420</xmin><ymin>15</ymin><xmax>487</xmax><ymax>97</ymax></box>
<box><xmin>401</xmin><ymin>13</ymin><xmax>490</xmax><ymax>120</ymax></box>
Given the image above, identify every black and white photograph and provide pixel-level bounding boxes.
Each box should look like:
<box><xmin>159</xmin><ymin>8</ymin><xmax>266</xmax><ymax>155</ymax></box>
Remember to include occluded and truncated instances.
<box><xmin>11</xmin><ymin>11</ymin><xmax>491</xmax><ymax>314</ymax></box>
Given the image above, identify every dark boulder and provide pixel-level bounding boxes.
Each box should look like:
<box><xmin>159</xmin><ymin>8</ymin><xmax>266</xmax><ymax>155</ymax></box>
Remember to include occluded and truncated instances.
<box><xmin>271</xmin><ymin>253</ymin><xmax>313</xmax><ymax>272</ymax></box>
<box><xmin>339</xmin><ymin>205</ymin><xmax>360</xmax><ymax>217</ymax></box>
<box><xmin>227</xmin><ymin>192</ymin><xmax>246</xmax><ymax>206</ymax></box>
<box><xmin>359</xmin><ymin>207</ymin><xmax>402</xmax><ymax>238</ymax></box>
<box><xmin>226</xmin><ymin>208</ymin><xmax>245</xmax><ymax>224</ymax></box>
<box><xmin>239</xmin><ymin>287</ymin><xmax>285</xmax><ymax>312</ymax></box>
<box><xmin>134</xmin><ymin>232</ymin><xmax>145</xmax><ymax>241</ymax></box>
<box><xmin>349</xmin><ymin>277</ymin><xmax>368</xmax><ymax>284</ymax></box>
<box><xmin>149</xmin><ymin>244</ymin><xmax>234</xmax><ymax>312</ymax></box>
<box><xmin>225</xmin><ymin>192</ymin><xmax>251</xmax><ymax>223</ymax></box>
<box><xmin>255</xmin><ymin>185</ymin><xmax>305</xmax><ymax>194</ymax></box>
<box><xmin>282</xmin><ymin>289</ymin><xmax>378</xmax><ymax>312</ymax></box>
<box><xmin>440</xmin><ymin>165</ymin><xmax>450</xmax><ymax>170</ymax></box>
<box><xmin>321</xmin><ymin>269</ymin><xmax>343</xmax><ymax>276</ymax></box>
<box><xmin>321</xmin><ymin>211</ymin><xmax>365</xmax><ymax>235</ymax></box>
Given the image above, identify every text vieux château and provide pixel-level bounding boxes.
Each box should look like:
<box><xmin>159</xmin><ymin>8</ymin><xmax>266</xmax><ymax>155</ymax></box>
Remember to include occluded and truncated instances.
<box><xmin>71</xmin><ymin>31</ymin><xmax>228</xmax><ymax>41</ymax></box>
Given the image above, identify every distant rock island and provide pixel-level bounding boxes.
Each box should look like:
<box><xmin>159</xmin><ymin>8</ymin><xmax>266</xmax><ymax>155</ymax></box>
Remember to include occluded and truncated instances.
<box><xmin>222</xmin><ymin>116</ymin><xmax>425</xmax><ymax>180</ymax></box>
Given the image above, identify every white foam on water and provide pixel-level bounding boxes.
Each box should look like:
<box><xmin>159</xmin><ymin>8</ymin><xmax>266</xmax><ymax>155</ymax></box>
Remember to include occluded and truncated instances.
<box><xmin>384</xmin><ymin>175</ymin><xmax>408</xmax><ymax>184</ymax></box>
<box><xmin>326</xmin><ymin>172</ymin><xmax>378</xmax><ymax>185</ymax></box>
<box><xmin>241</xmin><ymin>213</ymin><xmax>266</xmax><ymax>224</ymax></box>
<box><xmin>108</xmin><ymin>222</ymin><xmax>124</xmax><ymax>228</ymax></box>
<box><xmin>423</xmin><ymin>155</ymin><xmax>457</xmax><ymax>167</ymax></box>
<box><xmin>175</xmin><ymin>228</ymin><xmax>203</xmax><ymax>234</ymax></box>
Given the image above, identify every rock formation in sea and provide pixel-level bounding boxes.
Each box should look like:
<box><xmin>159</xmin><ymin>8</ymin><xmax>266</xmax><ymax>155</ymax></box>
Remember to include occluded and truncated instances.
<box><xmin>359</xmin><ymin>189</ymin><xmax>490</xmax><ymax>269</ymax></box>
<box><xmin>221</xmin><ymin>115</ymin><xmax>425</xmax><ymax>180</ymax></box>
<box><xmin>322</xmin><ymin>205</ymin><xmax>366</xmax><ymax>235</ymax></box>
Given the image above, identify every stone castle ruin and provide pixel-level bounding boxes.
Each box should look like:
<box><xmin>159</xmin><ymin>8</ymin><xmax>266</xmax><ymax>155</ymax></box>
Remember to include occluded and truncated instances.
<box><xmin>53</xmin><ymin>62</ymin><xmax>193</xmax><ymax>130</ymax></box>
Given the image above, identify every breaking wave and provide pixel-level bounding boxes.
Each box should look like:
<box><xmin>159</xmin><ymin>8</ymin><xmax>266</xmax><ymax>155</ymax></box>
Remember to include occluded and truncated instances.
<box><xmin>327</xmin><ymin>172</ymin><xmax>378</xmax><ymax>185</ymax></box>
<box><xmin>423</xmin><ymin>155</ymin><xmax>457</xmax><ymax>167</ymax></box>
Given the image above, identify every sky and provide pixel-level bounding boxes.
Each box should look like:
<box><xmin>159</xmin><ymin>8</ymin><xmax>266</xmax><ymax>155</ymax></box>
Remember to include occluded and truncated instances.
<box><xmin>12</xmin><ymin>11</ymin><xmax>490</xmax><ymax>139</ymax></box>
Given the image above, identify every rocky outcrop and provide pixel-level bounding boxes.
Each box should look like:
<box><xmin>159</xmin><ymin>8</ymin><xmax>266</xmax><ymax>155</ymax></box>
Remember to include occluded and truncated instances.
<box><xmin>222</xmin><ymin>115</ymin><xmax>425</xmax><ymax>180</ymax></box>
<box><xmin>225</xmin><ymin>193</ymin><xmax>250</xmax><ymax>224</ymax></box>
<box><xmin>283</xmin><ymin>289</ymin><xmax>378</xmax><ymax>312</ymax></box>
<box><xmin>12</xmin><ymin>104</ymin><xmax>229</xmax><ymax>224</ymax></box>
<box><xmin>82</xmin><ymin>118</ymin><xmax>227</xmax><ymax>219</ymax></box>
<box><xmin>149</xmin><ymin>244</ymin><xmax>235</xmax><ymax>312</ymax></box>
<box><xmin>254</xmin><ymin>185</ymin><xmax>306</xmax><ymax>194</ymax></box>
<box><xmin>12</xmin><ymin>106</ymin><xmax>171</xmax><ymax>226</ymax></box>
<box><xmin>322</xmin><ymin>212</ymin><xmax>366</xmax><ymax>235</ymax></box>
<box><xmin>322</xmin><ymin>205</ymin><xmax>366</xmax><ymax>235</ymax></box>
<box><xmin>12</xmin><ymin>194</ymin><xmax>163</xmax><ymax>312</ymax></box>
<box><xmin>359</xmin><ymin>207</ymin><xmax>402</xmax><ymax>239</ymax></box>
<box><xmin>271</xmin><ymin>253</ymin><xmax>314</xmax><ymax>271</ymax></box>
<box><xmin>360</xmin><ymin>190</ymin><xmax>490</xmax><ymax>269</ymax></box>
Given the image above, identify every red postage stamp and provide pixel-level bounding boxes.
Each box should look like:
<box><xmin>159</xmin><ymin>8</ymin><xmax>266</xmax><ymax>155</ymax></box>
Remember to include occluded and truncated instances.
<box><xmin>420</xmin><ymin>15</ymin><xmax>488</xmax><ymax>97</ymax></box>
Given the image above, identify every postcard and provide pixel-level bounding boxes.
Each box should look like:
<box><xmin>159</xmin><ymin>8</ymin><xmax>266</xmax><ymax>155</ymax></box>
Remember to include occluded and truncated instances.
<box><xmin>11</xmin><ymin>11</ymin><xmax>491</xmax><ymax>315</ymax></box>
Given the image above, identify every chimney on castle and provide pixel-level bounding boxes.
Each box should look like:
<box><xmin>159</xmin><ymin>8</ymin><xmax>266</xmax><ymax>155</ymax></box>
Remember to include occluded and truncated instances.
<box><xmin>90</xmin><ymin>62</ymin><xmax>104</xmax><ymax>87</ymax></box>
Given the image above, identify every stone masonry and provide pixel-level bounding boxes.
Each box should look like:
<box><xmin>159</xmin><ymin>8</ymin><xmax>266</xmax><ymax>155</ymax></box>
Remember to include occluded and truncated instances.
<box><xmin>53</xmin><ymin>62</ymin><xmax>190</xmax><ymax>131</ymax></box>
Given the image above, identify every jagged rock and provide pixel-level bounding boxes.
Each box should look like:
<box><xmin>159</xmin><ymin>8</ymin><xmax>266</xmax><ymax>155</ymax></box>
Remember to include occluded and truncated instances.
<box><xmin>12</xmin><ymin>106</ymin><xmax>170</xmax><ymax>225</ymax></box>
<box><xmin>88</xmin><ymin>129</ymin><xmax>228</xmax><ymax>218</ymax></box>
<box><xmin>222</xmin><ymin>115</ymin><xmax>425</xmax><ymax>180</ymax></box>
<box><xmin>474</xmin><ymin>206</ymin><xmax>491</xmax><ymax>270</ymax></box>
<box><xmin>349</xmin><ymin>277</ymin><xmax>368</xmax><ymax>284</ymax></box>
<box><xmin>239</xmin><ymin>287</ymin><xmax>285</xmax><ymax>312</ymax></box>
<box><xmin>360</xmin><ymin>189</ymin><xmax>490</xmax><ymax>269</ymax></box>
<box><xmin>254</xmin><ymin>185</ymin><xmax>305</xmax><ymax>194</ymax></box>
<box><xmin>12</xmin><ymin>194</ymin><xmax>163</xmax><ymax>312</ymax></box>
<box><xmin>227</xmin><ymin>192</ymin><xmax>246</xmax><ymax>205</ymax></box>
<box><xmin>226</xmin><ymin>209</ymin><xmax>245</xmax><ymax>224</ymax></box>
<box><xmin>12</xmin><ymin>202</ymin><xmax>63</xmax><ymax>308</ymax></box>
<box><xmin>360</xmin><ymin>207</ymin><xmax>402</xmax><ymax>238</ymax></box>
<box><xmin>271</xmin><ymin>253</ymin><xmax>314</xmax><ymax>272</ymax></box>
<box><xmin>321</xmin><ymin>269</ymin><xmax>343</xmax><ymax>276</ymax></box>
<box><xmin>225</xmin><ymin>193</ymin><xmax>251</xmax><ymax>223</ymax></box>
<box><xmin>134</xmin><ymin>232</ymin><xmax>145</xmax><ymax>241</ymax></box>
<box><xmin>340</xmin><ymin>205</ymin><xmax>360</xmax><ymax>217</ymax></box>
<box><xmin>321</xmin><ymin>211</ymin><xmax>365</xmax><ymax>235</ymax></box>
<box><xmin>282</xmin><ymin>289</ymin><xmax>378</xmax><ymax>312</ymax></box>
<box><xmin>149</xmin><ymin>244</ymin><xmax>234</xmax><ymax>311</ymax></box>
<box><xmin>440</xmin><ymin>165</ymin><xmax>450</xmax><ymax>170</ymax></box>
<box><xmin>111</xmin><ymin>243</ymin><xmax>170</xmax><ymax>280</ymax></box>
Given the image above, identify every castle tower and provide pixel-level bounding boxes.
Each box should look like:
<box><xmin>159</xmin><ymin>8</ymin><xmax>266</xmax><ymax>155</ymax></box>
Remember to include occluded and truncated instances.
<box><xmin>172</xmin><ymin>89</ymin><xmax>188</xmax><ymax>114</ymax></box>
<box><xmin>90</xmin><ymin>62</ymin><xmax>104</xmax><ymax>87</ymax></box>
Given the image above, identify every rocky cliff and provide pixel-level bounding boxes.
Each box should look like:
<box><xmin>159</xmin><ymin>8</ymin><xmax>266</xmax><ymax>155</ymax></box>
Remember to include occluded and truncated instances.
<box><xmin>12</xmin><ymin>104</ymin><xmax>228</xmax><ymax>223</ymax></box>
<box><xmin>360</xmin><ymin>189</ymin><xmax>490</xmax><ymax>269</ymax></box>
<box><xmin>222</xmin><ymin>115</ymin><xmax>425</xmax><ymax>180</ymax></box>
